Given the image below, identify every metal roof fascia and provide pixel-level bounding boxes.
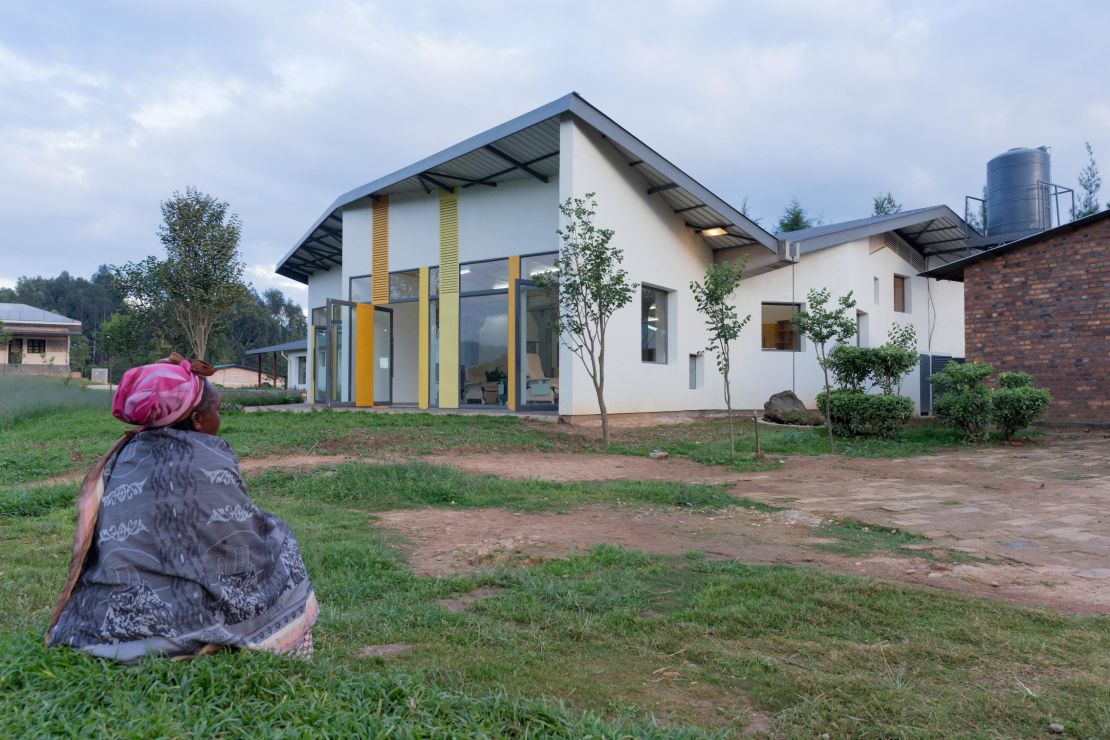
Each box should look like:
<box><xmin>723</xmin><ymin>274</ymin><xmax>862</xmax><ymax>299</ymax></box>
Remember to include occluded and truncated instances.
<box><xmin>564</xmin><ymin>95</ymin><xmax>780</xmax><ymax>253</ymax></box>
<box><xmin>275</xmin><ymin>94</ymin><xmax>578</xmax><ymax>277</ymax></box>
<box><xmin>795</xmin><ymin>206</ymin><xmax>968</xmax><ymax>255</ymax></box>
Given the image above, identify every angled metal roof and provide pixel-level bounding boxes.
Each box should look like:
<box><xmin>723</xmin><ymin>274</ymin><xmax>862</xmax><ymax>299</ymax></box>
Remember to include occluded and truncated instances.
<box><xmin>245</xmin><ymin>338</ymin><xmax>308</xmax><ymax>355</ymax></box>
<box><xmin>776</xmin><ymin>206</ymin><xmax>977</xmax><ymax>265</ymax></box>
<box><xmin>0</xmin><ymin>303</ymin><xmax>82</xmax><ymax>325</ymax></box>
<box><xmin>276</xmin><ymin>92</ymin><xmax>779</xmax><ymax>283</ymax></box>
<box><xmin>922</xmin><ymin>208</ymin><xmax>1110</xmax><ymax>282</ymax></box>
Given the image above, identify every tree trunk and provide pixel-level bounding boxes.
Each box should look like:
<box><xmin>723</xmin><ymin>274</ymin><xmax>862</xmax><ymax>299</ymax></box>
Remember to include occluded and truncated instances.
<box><xmin>597</xmin><ymin>333</ymin><xmax>609</xmax><ymax>446</ymax></box>
<box><xmin>723</xmin><ymin>363</ymin><xmax>734</xmax><ymax>455</ymax></box>
<box><xmin>821</xmin><ymin>347</ymin><xmax>835</xmax><ymax>453</ymax></box>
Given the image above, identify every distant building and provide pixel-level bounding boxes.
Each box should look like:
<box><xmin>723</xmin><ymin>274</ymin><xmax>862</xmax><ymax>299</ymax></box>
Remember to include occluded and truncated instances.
<box><xmin>244</xmin><ymin>339</ymin><xmax>308</xmax><ymax>391</ymax></box>
<box><xmin>925</xmin><ymin>210</ymin><xmax>1110</xmax><ymax>425</ymax></box>
<box><xmin>0</xmin><ymin>303</ymin><xmax>82</xmax><ymax>375</ymax></box>
<box><xmin>211</xmin><ymin>364</ymin><xmax>285</xmax><ymax>388</ymax></box>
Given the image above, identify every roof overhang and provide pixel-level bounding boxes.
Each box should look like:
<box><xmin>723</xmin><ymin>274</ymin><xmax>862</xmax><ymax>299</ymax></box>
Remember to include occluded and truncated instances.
<box><xmin>276</xmin><ymin>93</ymin><xmax>779</xmax><ymax>283</ymax></box>
<box><xmin>245</xmin><ymin>338</ymin><xmax>309</xmax><ymax>355</ymax></box>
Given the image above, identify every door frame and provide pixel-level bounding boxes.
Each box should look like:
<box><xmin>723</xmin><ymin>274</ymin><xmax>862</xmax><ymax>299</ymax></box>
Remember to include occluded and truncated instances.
<box><xmin>324</xmin><ymin>298</ymin><xmax>357</xmax><ymax>407</ymax></box>
<box><xmin>372</xmin><ymin>304</ymin><xmax>394</xmax><ymax>406</ymax></box>
<box><xmin>515</xmin><ymin>280</ymin><xmax>559</xmax><ymax>412</ymax></box>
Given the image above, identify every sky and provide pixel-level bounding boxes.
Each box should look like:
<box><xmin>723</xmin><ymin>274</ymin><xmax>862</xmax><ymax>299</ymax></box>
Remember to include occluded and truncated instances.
<box><xmin>2</xmin><ymin>0</ymin><xmax>1108</xmax><ymax>309</ymax></box>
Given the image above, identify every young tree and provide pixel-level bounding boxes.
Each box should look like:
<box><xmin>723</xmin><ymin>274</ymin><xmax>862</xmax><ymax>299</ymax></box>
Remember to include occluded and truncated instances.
<box><xmin>872</xmin><ymin>192</ymin><xmax>902</xmax><ymax>216</ymax></box>
<box><xmin>115</xmin><ymin>187</ymin><xmax>247</xmax><ymax>360</ymax></box>
<box><xmin>1074</xmin><ymin>141</ymin><xmax>1102</xmax><ymax>219</ymax></box>
<box><xmin>792</xmin><ymin>288</ymin><xmax>858</xmax><ymax>451</ymax></box>
<box><xmin>534</xmin><ymin>194</ymin><xmax>635</xmax><ymax>445</ymax></box>
<box><xmin>690</xmin><ymin>257</ymin><xmax>751</xmax><ymax>454</ymax></box>
<box><xmin>776</xmin><ymin>198</ymin><xmax>814</xmax><ymax>233</ymax></box>
<box><xmin>96</xmin><ymin>311</ymin><xmax>153</xmax><ymax>382</ymax></box>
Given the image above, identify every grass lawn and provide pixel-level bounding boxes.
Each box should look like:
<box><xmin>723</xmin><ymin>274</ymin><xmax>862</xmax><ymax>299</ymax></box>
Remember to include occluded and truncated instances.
<box><xmin>2</xmin><ymin>468</ymin><xmax>1106</xmax><ymax>737</ymax></box>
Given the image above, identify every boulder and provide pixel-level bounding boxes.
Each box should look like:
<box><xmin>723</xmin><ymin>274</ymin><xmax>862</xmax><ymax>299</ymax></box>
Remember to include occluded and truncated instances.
<box><xmin>763</xmin><ymin>390</ymin><xmax>822</xmax><ymax>426</ymax></box>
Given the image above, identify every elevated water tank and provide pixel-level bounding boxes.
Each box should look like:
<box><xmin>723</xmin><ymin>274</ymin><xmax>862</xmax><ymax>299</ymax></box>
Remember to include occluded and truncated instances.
<box><xmin>985</xmin><ymin>146</ymin><xmax>1052</xmax><ymax>237</ymax></box>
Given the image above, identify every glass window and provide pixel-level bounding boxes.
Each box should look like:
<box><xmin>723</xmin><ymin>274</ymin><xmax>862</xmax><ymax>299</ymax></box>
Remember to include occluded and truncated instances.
<box><xmin>26</xmin><ymin>339</ymin><xmax>46</xmax><ymax>354</ymax></box>
<box><xmin>522</xmin><ymin>252</ymin><xmax>558</xmax><ymax>281</ymax></box>
<box><xmin>689</xmin><ymin>354</ymin><xmax>699</xmax><ymax>389</ymax></box>
<box><xmin>429</xmin><ymin>267</ymin><xmax>439</xmax><ymax>298</ymax></box>
<box><xmin>894</xmin><ymin>275</ymin><xmax>908</xmax><ymax>312</ymax></box>
<box><xmin>461</xmin><ymin>259</ymin><xmax>509</xmax><ymax>293</ymax></box>
<box><xmin>7</xmin><ymin>339</ymin><xmax>22</xmax><ymax>365</ymax></box>
<box><xmin>311</xmin><ymin>306</ymin><xmax>327</xmax><ymax>327</ymax></box>
<box><xmin>641</xmin><ymin>286</ymin><xmax>668</xmax><ymax>363</ymax></box>
<box><xmin>761</xmin><ymin>303</ymin><xmax>801</xmax><ymax>351</ymax></box>
<box><xmin>389</xmin><ymin>270</ymin><xmax>420</xmax><ymax>302</ymax></box>
<box><xmin>297</xmin><ymin>358</ymin><xmax>306</xmax><ymax>386</ymax></box>
<box><xmin>350</xmin><ymin>275</ymin><xmax>372</xmax><ymax>303</ymax></box>
<box><xmin>460</xmin><ymin>293</ymin><xmax>509</xmax><ymax>405</ymax></box>
<box><xmin>521</xmin><ymin>285</ymin><xmax>559</xmax><ymax>407</ymax></box>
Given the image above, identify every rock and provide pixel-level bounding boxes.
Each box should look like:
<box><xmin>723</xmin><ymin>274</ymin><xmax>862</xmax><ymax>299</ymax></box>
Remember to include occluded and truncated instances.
<box><xmin>763</xmin><ymin>390</ymin><xmax>822</xmax><ymax>425</ymax></box>
<box><xmin>648</xmin><ymin>450</ymin><xmax>669</xmax><ymax>460</ymax></box>
<box><xmin>989</xmin><ymin>581</ymin><xmax>1000</xmax><ymax>588</ymax></box>
<box><xmin>1048</xmin><ymin>722</ymin><xmax>1065</xmax><ymax>734</ymax></box>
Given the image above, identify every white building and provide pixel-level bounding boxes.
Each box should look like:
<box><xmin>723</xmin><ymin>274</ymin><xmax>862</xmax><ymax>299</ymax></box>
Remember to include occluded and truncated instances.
<box><xmin>276</xmin><ymin>93</ymin><xmax>970</xmax><ymax>417</ymax></box>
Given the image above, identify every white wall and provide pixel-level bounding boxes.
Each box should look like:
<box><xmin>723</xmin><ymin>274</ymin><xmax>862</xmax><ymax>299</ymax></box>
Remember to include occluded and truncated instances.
<box><xmin>458</xmin><ymin>178</ymin><xmax>559</xmax><ymax>263</ymax></box>
<box><xmin>307</xmin><ymin>267</ymin><xmax>343</xmax><ymax>311</ymax></box>
<box><xmin>390</xmin><ymin>301</ymin><xmax>420</xmax><ymax>403</ymax></box>
<box><xmin>389</xmin><ymin>191</ymin><xmax>440</xmax><ymax>271</ymax></box>
<box><xmin>341</xmin><ymin>200</ymin><xmax>373</xmax><ymax>298</ymax></box>
<box><xmin>559</xmin><ymin>118</ymin><xmax>727</xmax><ymax>415</ymax></box>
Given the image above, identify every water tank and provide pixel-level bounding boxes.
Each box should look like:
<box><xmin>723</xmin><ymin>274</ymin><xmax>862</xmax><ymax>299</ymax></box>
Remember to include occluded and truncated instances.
<box><xmin>985</xmin><ymin>146</ymin><xmax>1051</xmax><ymax>237</ymax></box>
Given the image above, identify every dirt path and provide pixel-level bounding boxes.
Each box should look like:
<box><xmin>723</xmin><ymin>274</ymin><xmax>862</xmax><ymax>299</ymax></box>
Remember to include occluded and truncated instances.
<box><xmin>373</xmin><ymin>504</ymin><xmax>1109</xmax><ymax>614</ymax></box>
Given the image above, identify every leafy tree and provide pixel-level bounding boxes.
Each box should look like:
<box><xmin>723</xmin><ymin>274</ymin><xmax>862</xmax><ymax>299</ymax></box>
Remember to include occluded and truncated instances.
<box><xmin>1073</xmin><ymin>141</ymin><xmax>1102</xmax><ymax>219</ymax></box>
<box><xmin>690</xmin><ymin>257</ymin><xmax>751</xmax><ymax>454</ymax></box>
<box><xmin>0</xmin><ymin>321</ymin><xmax>10</xmax><ymax>352</ymax></box>
<box><xmin>208</xmin><ymin>288</ymin><xmax>307</xmax><ymax>372</ymax></box>
<box><xmin>776</xmin><ymin>198</ymin><xmax>814</xmax><ymax>233</ymax></box>
<box><xmin>534</xmin><ymin>194</ymin><xmax>636</xmax><ymax>445</ymax></box>
<box><xmin>872</xmin><ymin>192</ymin><xmax>902</xmax><ymax>216</ymax></box>
<box><xmin>96</xmin><ymin>312</ymin><xmax>156</xmax><ymax>382</ymax></box>
<box><xmin>791</xmin><ymin>288</ymin><xmax>858</xmax><ymax>451</ymax></box>
<box><xmin>68</xmin><ymin>335</ymin><xmax>90</xmax><ymax>376</ymax></box>
<box><xmin>738</xmin><ymin>196</ymin><xmax>761</xmax><ymax>224</ymax></box>
<box><xmin>992</xmin><ymin>372</ymin><xmax>1051</xmax><ymax>441</ymax></box>
<box><xmin>115</xmin><ymin>187</ymin><xmax>247</xmax><ymax>360</ymax></box>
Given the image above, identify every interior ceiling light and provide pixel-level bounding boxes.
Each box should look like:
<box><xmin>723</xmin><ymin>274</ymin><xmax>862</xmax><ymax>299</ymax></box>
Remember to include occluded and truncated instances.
<box><xmin>701</xmin><ymin>227</ymin><xmax>728</xmax><ymax>237</ymax></box>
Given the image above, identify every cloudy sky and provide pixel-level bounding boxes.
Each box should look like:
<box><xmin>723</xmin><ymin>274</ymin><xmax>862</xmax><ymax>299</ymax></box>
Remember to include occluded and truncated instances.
<box><xmin>2</xmin><ymin>0</ymin><xmax>1107</xmax><ymax>308</ymax></box>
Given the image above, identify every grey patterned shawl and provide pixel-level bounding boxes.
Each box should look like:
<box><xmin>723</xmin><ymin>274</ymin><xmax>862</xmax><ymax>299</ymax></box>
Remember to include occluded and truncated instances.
<box><xmin>47</xmin><ymin>428</ymin><xmax>317</xmax><ymax>663</ymax></box>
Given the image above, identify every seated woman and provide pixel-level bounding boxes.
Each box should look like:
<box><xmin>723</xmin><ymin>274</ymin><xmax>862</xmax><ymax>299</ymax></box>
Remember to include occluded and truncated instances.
<box><xmin>46</xmin><ymin>354</ymin><xmax>318</xmax><ymax>663</ymax></box>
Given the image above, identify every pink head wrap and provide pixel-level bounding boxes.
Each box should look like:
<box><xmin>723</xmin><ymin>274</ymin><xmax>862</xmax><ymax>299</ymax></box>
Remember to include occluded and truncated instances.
<box><xmin>111</xmin><ymin>353</ymin><xmax>215</xmax><ymax>428</ymax></box>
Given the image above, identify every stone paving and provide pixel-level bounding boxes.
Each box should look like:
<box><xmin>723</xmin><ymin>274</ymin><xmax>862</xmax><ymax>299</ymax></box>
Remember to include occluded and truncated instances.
<box><xmin>737</xmin><ymin>432</ymin><xmax>1110</xmax><ymax>577</ymax></box>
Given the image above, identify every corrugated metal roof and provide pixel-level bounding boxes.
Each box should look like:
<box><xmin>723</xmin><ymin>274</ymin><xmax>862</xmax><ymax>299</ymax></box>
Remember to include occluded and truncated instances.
<box><xmin>776</xmin><ymin>206</ymin><xmax>978</xmax><ymax>268</ymax></box>
<box><xmin>0</xmin><ymin>303</ymin><xmax>81</xmax><ymax>325</ymax></box>
<box><xmin>276</xmin><ymin>93</ymin><xmax>781</xmax><ymax>282</ymax></box>
<box><xmin>245</xmin><ymin>338</ymin><xmax>308</xmax><ymax>355</ymax></box>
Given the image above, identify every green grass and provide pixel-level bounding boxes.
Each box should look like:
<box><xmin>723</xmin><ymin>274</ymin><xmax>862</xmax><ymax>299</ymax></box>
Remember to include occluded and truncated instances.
<box><xmin>251</xmin><ymin>461</ymin><xmax>738</xmax><ymax>513</ymax></box>
<box><xmin>0</xmin><ymin>375</ymin><xmax>109</xmax><ymax>428</ymax></box>
<box><xmin>2</xmin><ymin>480</ymin><xmax>1107</xmax><ymax>737</ymax></box>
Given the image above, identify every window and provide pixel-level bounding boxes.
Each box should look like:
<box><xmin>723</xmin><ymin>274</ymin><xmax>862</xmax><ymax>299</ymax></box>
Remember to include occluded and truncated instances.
<box><xmin>428</xmin><ymin>266</ymin><xmax>439</xmax><ymax>298</ymax></box>
<box><xmin>688</xmin><ymin>354</ymin><xmax>700</xmax><ymax>389</ymax></box>
<box><xmin>761</xmin><ymin>303</ymin><xmax>801</xmax><ymax>351</ymax></box>
<box><xmin>461</xmin><ymin>259</ymin><xmax>509</xmax><ymax>293</ymax></box>
<box><xmin>894</xmin><ymin>275</ymin><xmax>908</xmax><ymax>312</ymax></box>
<box><xmin>349</xmin><ymin>275</ymin><xmax>372</xmax><ymax>303</ymax></box>
<box><xmin>311</xmin><ymin>306</ymin><xmax>327</xmax><ymax>327</ymax></box>
<box><xmin>297</xmin><ymin>358</ymin><xmax>306</xmax><ymax>386</ymax></box>
<box><xmin>388</xmin><ymin>270</ymin><xmax>420</xmax><ymax>302</ymax></box>
<box><xmin>641</xmin><ymin>286</ymin><xmax>668</xmax><ymax>363</ymax></box>
<box><xmin>522</xmin><ymin>252</ymin><xmax>558</xmax><ymax>281</ymax></box>
<box><xmin>873</xmin><ymin>276</ymin><xmax>880</xmax><ymax>304</ymax></box>
<box><xmin>26</xmin><ymin>339</ymin><xmax>46</xmax><ymax>354</ymax></box>
<box><xmin>7</xmin><ymin>339</ymin><xmax>22</xmax><ymax>365</ymax></box>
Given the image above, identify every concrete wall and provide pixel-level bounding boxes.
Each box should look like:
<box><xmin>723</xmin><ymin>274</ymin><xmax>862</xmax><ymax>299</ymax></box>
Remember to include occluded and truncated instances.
<box><xmin>1</xmin><ymin>336</ymin><xmax>70</xmax><ymax>368</ymax></box>
<box><xmin>341</xmin><ymin>200</ymin><xmax>374</xmax><ymax>297</ymax></box>
<box><xmin>458</xmin><ymin>178</ymin><xmax>559</xmax><ymax>263</ymax></box>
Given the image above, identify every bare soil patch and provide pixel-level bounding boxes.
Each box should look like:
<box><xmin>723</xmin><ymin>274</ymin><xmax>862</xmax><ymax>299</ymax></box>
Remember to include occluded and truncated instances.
<box><xmin>373</xmin><ymin>504</ymin><xmax>1108</xmax><ymax>614</ymax></box>
<box><xmin>435</xmin><ymin>586</ymin><xmax>503</xmax><ymax>613</ymax></box>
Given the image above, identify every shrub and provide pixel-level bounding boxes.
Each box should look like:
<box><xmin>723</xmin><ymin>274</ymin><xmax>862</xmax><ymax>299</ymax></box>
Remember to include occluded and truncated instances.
<box><xmin>816</xmin><ymin>389</ymin><xmax>914</xmax><ymax>438</ymax></box>
<box><xmin>931</xmin><ymin>361</ymin><xmax>993</xmax><ymax>442</ymax></box>
<box><xmin>992</xmin><ymin>372</ymin><xmax>1051</xmax><ymax>440</ymax></box>
<box><xmin>827</xmin><ymin>324</ymin><xmax>919</xmax><ymax>395</ymax></box>
<box><xmin>827</xmin><ymin>345</ymin><xmax>873</xmax><ymax>391</ymax></box>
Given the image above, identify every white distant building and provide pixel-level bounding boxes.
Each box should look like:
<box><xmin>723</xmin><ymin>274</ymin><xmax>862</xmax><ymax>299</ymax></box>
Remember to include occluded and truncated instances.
<box><xmin>0</xmin><ymin>303</ymin><xmax>83</xmax><ymax>375</ymax></box>
<box><xmin>275</xmin><ymin>93</ymin><xmax>970</xmax><ymax>417</ymax></box>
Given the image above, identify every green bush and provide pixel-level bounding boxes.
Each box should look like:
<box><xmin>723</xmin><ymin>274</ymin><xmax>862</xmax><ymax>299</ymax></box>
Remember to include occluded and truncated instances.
<box><xmin>827</xmin><ymin>345</ymin><xmax>873</xmax><ymax>391</ymax></box>
<box><xmin>816</xmin><ymin>389</ymin><xmax>914</xmax><ymax>437</ymax></box>
<box><xmin>827</xmin><ymin>324</ymin><xmax>919</xmax><ymax>395</ymax></box>
<box><xmin>992</xmin><ymin>372</ymin><xmax>1051</xmax><ymax>440</ymax></box>
<box><xmin>217</xmin><ymin>388</ymin><xmax>304</xmax><ymax>408</ymax></box>
<box><xmin>931</xmin><ymin>362</ymin><xmax>993</xmax><ymax>442</ymax></box>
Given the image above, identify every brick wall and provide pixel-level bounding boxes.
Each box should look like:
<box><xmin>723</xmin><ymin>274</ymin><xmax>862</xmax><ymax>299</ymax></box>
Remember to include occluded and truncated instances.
<box><xmin>964</xmin><ymin>217</ymin><xmax>1110</xmax><ymax>424</ymax></box>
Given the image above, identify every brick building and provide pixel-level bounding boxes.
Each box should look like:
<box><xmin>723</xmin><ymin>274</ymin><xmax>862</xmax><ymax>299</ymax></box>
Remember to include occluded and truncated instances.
<box><xmin>925</xmin><ymin>210</ymin><xmax>1110</xmax><ymax>425</ymax></box>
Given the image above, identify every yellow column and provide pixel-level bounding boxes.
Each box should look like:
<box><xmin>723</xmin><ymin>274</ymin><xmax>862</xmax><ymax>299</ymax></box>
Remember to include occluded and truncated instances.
<box><xmin>372</xmin><ymin>196</ymin><xmax>389</xmax><ymax>305</ymax></box>
<box><xmin>506</xmin><ymin>255</ymin><xmax>520</xmax><ymax>410</ymax></box>
<box><xmin>418</xmin><ymin>266</ymin><xmax>430</xmax><ymax>409</ymax></box>
<box><xmin>437</xmin><ymin>190</ymin><xmax>460</xmax><ymax>408</ymax></box>
<box><xmin>355</xmin><ymin>304</ymin><xmax>374</xmax><ymax>407</ymax></box>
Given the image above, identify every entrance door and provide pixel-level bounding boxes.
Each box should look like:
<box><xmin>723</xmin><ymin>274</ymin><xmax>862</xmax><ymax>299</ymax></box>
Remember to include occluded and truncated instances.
<box><xmin>325</xmin><ymin>298</ymin><xmax>356</xmax><ymax>406</ymax></box>
<box><xmin>517</xmin><ymin>281</ymin><xmax>559</xmax><ymax>410</ymax></box>
<box><xmin>373</xmin><ymin>306</ymin><xmax>393</xmax><ymax>405</ymax></box>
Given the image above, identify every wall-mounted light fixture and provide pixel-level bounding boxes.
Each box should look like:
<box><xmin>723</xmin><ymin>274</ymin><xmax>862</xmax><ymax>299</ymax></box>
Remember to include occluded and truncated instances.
<box><xmin>700</xmin><ymin>227</ymin><xmax>728</xmax><ymax>237</ymax></box>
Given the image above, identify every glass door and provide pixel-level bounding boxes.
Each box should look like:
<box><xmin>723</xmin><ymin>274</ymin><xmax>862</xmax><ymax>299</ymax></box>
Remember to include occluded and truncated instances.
<box><xmin>373</xmin><ymin>306</ymin><xmax>393</xmax><ymax>405</ymax></box>
<box><xmin>517</xmin><ymin>281</ymin><xmax>559</xmax><ymax>410</ymax></box>
<box><xmin>325</xmin><ymin>299</ymin><xmax>356</xmax><ymax>406</ymax></box>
